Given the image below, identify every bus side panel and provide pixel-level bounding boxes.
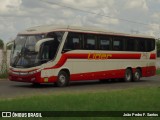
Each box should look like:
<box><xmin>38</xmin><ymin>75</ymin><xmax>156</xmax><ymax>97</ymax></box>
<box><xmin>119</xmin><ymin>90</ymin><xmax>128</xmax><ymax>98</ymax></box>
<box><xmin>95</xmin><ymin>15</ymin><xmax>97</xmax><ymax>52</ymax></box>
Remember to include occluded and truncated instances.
<box><xmin>70</xmin><ymin>69</ymin><xmax>125</xmax><ymax>81</ymax></box>
<box><xmin>142</xmin><ymin>66</ymin><xmax>156</xmax><ymax>77</ymax></box>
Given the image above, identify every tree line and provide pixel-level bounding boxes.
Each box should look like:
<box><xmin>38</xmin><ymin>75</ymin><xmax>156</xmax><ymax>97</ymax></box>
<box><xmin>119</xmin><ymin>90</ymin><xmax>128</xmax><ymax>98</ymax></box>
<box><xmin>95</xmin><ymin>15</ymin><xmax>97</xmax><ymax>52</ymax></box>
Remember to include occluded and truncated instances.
<box><xmin>0</xmin><ymin>39</ymin><xmax>4</xmax><ymax>49</ymax></box>
<box><xmin>0</xmin><ymin>39</ymin><xmax>11</xmax><ymax>50</ymax></box>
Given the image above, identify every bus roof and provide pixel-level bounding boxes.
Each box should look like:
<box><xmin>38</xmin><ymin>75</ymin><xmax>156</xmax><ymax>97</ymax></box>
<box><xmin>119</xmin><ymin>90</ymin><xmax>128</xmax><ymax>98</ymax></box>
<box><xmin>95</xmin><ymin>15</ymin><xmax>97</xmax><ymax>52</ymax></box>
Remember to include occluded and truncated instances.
<box><xmin>19</xmin><ymin>25</ymin><xmax>155</xmax><ymax>39</ymax></box>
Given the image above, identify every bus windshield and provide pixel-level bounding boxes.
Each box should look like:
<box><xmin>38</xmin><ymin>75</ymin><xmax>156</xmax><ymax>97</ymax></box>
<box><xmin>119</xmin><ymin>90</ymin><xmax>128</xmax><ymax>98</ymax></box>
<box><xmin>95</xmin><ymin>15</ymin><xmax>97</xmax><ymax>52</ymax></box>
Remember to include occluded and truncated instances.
<box><xmin>10</xmin><ymin>35</ymin><xmax>44</xmax><ymax>68</ymax></box>
<box><xmin>10</xmin><ymin>32</ymin><xmax>64</xmax><ymax>68</ymax></box>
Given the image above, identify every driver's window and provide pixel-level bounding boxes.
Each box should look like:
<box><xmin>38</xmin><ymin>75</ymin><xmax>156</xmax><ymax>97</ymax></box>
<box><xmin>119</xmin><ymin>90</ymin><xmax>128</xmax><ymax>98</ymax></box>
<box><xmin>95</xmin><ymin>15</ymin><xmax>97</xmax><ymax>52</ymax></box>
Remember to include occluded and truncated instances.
<box><xmin>40</xmin><ymin>40</ymin><xmax>59</xmax><ymax>64</ymax></box>
<box><xmin>41</xmin><ymin>45</ymin><xmax>49</xmax><ymax>60</ymax></box>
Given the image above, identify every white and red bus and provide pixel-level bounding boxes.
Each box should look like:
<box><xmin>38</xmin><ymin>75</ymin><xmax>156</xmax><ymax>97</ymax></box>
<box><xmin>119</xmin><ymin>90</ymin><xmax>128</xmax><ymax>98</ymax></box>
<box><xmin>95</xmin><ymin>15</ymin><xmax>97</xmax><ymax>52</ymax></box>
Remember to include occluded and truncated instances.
<box><xmin>8</xmin><ymin>25</ymin><xmax>156</xmax><ymax>87</ymax></box>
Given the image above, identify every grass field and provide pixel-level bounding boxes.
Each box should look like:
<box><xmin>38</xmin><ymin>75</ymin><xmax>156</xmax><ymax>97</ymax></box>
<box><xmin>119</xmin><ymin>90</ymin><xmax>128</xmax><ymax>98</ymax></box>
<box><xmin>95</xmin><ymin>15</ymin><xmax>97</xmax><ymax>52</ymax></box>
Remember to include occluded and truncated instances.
<box><xmin>0</xmin><ymin>72</ymin><xmax>8</xmax><ymax>79</ymax></box>
<box><xmin>0</xmin><ymin>87</ymin><xmax>160</xmax><ymax>120</ymax></box>
<box><xmin>156</xmin><ymin>69</ymin><xmax>160</xmax><ymax>75</ymax></box>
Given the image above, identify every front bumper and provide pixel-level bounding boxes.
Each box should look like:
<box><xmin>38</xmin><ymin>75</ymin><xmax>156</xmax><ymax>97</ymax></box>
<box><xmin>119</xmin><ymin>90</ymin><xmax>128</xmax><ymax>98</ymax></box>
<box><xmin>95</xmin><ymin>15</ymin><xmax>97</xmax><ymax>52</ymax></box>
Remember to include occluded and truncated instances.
<box><xmin>9</xmin><ymin>71</ymin><xmax>57</xmax><ymax>83</ymax></box>
<box><xmin>9</xmin><ymin>72</ymin><xmax>42</xmax><ymax>83</ymax></box>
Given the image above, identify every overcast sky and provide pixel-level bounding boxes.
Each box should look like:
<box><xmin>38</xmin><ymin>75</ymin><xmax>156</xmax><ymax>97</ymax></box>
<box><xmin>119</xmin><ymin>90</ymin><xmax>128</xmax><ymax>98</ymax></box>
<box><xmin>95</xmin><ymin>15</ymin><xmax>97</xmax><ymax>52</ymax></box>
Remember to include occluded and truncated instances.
<box><xmin>0</xmin><ymin>0</ymin><xmax>160</xmax><ymax>42</ymax></box>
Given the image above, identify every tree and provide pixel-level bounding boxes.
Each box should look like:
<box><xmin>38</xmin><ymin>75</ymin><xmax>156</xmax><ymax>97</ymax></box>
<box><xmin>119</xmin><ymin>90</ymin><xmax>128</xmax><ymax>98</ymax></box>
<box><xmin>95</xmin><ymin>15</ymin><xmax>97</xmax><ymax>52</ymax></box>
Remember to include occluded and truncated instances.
<box><xmin>7</xmin><ymin>44</ymin><xmax>12</xmax><ymax>50</ymax></box>
<box><xmin>0</xmin><ymin>39</ymin><xmax>4</xmax><ymax>49</ymax></box>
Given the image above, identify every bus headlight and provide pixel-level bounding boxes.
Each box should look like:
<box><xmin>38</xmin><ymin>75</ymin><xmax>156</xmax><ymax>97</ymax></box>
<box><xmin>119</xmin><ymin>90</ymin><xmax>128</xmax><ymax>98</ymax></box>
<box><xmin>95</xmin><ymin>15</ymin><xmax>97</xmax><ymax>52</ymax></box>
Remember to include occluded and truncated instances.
<box><xmin>36</xmin><ymin>69</ymin><xmax>42</xmax><ymax>73</ymax></box>
<box><xmin>28</xmin><ymin>71</ymin><xmax>36</xmax><ymax>75</ymax></box>
<box><xmin>28</xmin><ymin>69</ymin><xmax>42</xmax><ymax>75</ymax></box>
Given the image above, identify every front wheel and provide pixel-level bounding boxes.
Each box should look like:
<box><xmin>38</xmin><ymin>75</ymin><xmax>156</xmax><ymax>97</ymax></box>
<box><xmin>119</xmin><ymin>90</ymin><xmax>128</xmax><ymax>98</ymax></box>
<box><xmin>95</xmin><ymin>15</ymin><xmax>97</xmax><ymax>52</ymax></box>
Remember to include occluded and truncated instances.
<box><xmin>124</xmin><ymin>69</ymin><xmax>133</xmax><ymax>82</ymax></box>
<box><xmin>55</xmin><ymin>71</ymin><xmax>69</xmax><ymax>87</ymax></box>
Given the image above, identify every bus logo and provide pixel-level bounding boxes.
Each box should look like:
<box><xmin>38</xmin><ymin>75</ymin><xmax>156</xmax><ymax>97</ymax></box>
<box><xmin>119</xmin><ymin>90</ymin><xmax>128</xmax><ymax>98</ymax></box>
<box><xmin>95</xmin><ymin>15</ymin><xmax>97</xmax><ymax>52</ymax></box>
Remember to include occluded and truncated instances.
<box><xmin>88</xmin><ymin>53</ymin><xmax>112</xmax><ymax>60</ymax></box>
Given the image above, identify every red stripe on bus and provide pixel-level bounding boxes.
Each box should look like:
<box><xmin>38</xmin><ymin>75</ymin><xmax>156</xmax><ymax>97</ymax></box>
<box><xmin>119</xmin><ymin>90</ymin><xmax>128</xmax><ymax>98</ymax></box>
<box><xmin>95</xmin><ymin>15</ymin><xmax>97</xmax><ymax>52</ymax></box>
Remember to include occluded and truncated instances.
<box><xmin>150</xmin><ymin>53</ymin><xmax>156</xmax><ymax>59</ymax></box>
<box><xmin>45</xmin><ymin>53</ymin><xmax>141</xmax><ymax>70</ymax></box>
<box><xmin>107</xmin><ymin>53</ymin><xmax>141</xmax><ymax>59</ymax></box>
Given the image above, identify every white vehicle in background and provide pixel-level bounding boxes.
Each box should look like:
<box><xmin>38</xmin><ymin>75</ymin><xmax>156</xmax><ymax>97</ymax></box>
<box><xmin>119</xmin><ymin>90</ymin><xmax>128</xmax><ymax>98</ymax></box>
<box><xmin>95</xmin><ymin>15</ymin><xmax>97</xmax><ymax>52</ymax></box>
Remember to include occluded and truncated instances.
<box><xmin>8</xmin><ymin>25</ymin><xmax>156</xmax><ymax>87</ymax></box>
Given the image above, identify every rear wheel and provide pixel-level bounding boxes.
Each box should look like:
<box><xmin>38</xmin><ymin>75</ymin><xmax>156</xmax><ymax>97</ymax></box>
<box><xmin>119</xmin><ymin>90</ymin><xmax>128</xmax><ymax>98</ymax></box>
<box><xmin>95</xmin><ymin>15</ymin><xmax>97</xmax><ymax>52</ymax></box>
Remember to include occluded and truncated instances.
<box><xmin>133</xmin><ymin>69</ymin><xmax>141</xmax><ymax>82</ymax></box>
<box><xmin>55</xmin><ymin>71</ymin><xmax>69</xmax><ymax>87</ymax></box>
<box><xmin>124</xmin><ymin>69</ymin><xmax>133</xmax><ymax>82</ymax></box>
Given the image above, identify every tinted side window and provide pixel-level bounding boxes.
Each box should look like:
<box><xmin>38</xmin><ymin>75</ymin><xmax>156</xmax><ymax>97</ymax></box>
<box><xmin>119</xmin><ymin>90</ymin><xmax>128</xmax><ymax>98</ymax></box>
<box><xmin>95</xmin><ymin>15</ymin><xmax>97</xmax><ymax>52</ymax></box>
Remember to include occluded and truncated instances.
<box><xmin>98</xmin><ymin>35</ymin><xmax>111</xmax><ymax>50</ymax></box>
<box><xmin>84</xmin><ymin>34</ymin><xmax>97</xmax><ymax>50</ymax></box>
<box><xmin>135</xmin><ymin>39</ymin><xmax>146</xmax><ymax>52</ymax></box>
<box><xmin>112</xmin><ymin>37</ymin><xmax>124</xmax><ymax>51</ymax></box>
<box><xmin>64</xmin><ymin>32</ymin><xmax>82</xmax><ymax>50</ymax></box>
<box><xmin>46</xmin><ymin>32</ymin><xmax>64</xmax><ymax>42</ymax></box>
<box><xmin>40</xmin><ymin>40</ymin><xmax>59</xmax><ymax>63</ymax></box>
<box><xmin>146</xmin><ymin>39</ymin><xmax>155</xmax><ymax>52</ymax></box>
<box><xmin>126</xmin><ymin>38</ymin><xmax>135</xmax><ymax>51</ymax></box>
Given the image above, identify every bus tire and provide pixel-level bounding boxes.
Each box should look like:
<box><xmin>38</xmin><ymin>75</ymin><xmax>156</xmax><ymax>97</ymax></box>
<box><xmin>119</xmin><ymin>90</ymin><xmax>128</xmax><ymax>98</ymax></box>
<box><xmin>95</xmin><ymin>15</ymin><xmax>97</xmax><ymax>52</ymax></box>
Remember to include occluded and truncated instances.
<box><xmin>124</xmin><ymin>69</ymin><xmax>133</xmax><ymax>82</ymax></box>
<box><xmin>133</xmin><ymin>69</ymin><xmax>141</xmax><ymax>82</ymax></box>
<box><xmin>56</xmin><ymin>71</ymin><xmax>69</xmax><ymax>87</ymax></box>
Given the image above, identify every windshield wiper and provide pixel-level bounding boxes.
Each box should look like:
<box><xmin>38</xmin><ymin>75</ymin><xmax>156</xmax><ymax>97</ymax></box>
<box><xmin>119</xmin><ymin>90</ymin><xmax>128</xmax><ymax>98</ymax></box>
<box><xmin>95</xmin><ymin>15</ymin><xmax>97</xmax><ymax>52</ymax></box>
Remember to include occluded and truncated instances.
<box><xmin>13</xmin><ymin>47</ymin><xmax>26</xmax><ymax>66</ymax></box>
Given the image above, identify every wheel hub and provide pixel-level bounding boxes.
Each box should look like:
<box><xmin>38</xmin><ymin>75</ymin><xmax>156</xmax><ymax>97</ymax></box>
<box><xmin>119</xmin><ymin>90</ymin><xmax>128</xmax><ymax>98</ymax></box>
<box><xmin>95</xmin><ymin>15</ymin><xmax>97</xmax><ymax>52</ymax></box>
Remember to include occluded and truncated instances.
<box><xmin>59</xmin><ymin>75</ymin><xmax>66</xmax><ymax>84</ymax></box>
<box><xmin>135</xmin><ymin>72</ymin><xmax>140</xmax><ymax>81</ymax></box>
<box><xmin>126</xmin><ymin>73</ymin><xmax>131</xmax><ymax>81</ymax></box>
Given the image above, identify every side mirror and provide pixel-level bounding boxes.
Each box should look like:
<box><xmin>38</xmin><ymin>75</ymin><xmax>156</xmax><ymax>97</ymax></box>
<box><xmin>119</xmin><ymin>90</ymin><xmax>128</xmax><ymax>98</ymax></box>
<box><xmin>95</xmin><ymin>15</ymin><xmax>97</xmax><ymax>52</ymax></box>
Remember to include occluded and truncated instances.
<box><xmin>4</xmin><ymin>40</ymin><xmax>14</xmax><ymax>52</ymax></box>
<box><xmin>35</xmin><ymin>38</ymin><xmax>54</xmax><ymax>52</ymax></box>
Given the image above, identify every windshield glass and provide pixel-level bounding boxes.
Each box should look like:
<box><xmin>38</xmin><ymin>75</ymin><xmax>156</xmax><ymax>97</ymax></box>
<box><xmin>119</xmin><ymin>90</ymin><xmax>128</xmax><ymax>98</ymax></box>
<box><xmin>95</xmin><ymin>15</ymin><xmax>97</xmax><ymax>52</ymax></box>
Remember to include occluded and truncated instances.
<box><xmin>10</xmin><ymin>35</ymin><xmax>45</xmax><ymax>68</ymax></box>
<box><xmin>10</xmin><ymin>32</ymin><xmax>64</xmax><ymax>68</ymax></box>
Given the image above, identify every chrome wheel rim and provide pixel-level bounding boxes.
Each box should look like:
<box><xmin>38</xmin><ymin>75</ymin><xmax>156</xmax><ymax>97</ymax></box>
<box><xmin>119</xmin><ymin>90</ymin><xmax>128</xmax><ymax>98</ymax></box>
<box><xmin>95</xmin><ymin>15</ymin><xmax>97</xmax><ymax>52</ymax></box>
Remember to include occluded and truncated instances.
<box><xmin>126</xmin><ymin>72</ymin><xmax>131</xmax><ymax>81</ymax></box>
<box><xmin>134</xmin><ymin>72</ymin><xmax>140</xmax><ymax>81</ymax></box>
<box><xmin>59</xmin><ymin>74</ymin><xmax>66</xmax><ymax>85</ymax></box>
